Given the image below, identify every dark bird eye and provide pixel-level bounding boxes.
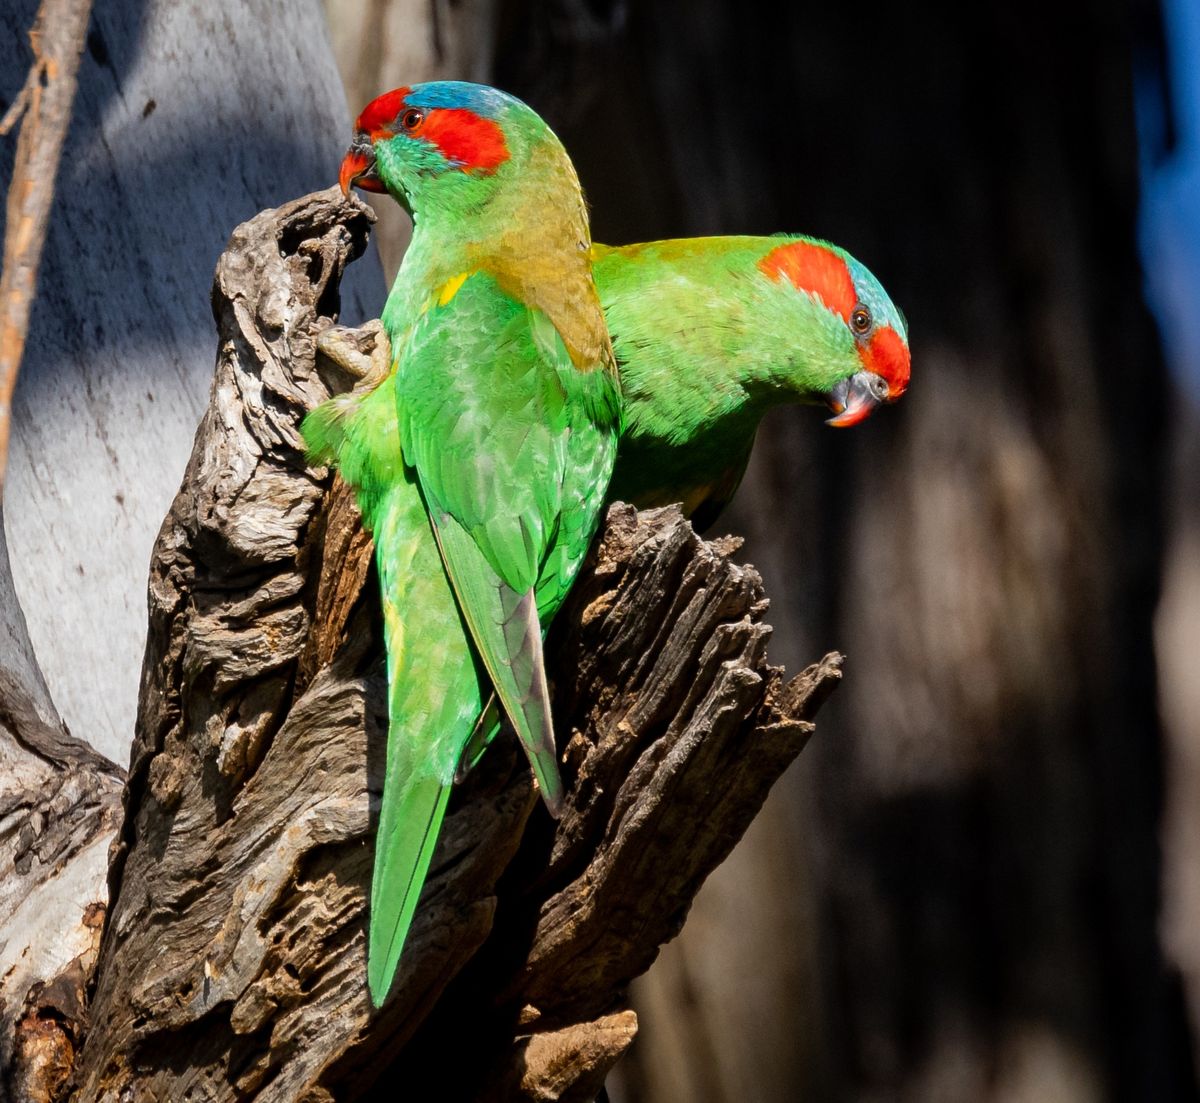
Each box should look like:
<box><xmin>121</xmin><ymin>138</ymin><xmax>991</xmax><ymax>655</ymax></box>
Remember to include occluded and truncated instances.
<box><xmin>851</xmin><ymin>306</ymin><xmax>872</xmax><ymax>335</ymax></box>
<box><xmin>400</xmin><ymin>109</ymin><xmax>425</xmax><ymax>132</ymax></box>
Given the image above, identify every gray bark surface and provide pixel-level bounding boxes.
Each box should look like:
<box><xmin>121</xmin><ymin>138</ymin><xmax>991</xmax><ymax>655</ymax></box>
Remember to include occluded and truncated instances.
<box><xmin>0</xmin><ymin>631</ymin><xmax>122</xmax><ymax>1103</ymax></box>
<box><xmin>0</xmin><ymin>0</ymin><xmax>384</xmax><ymax>764</ymax></box>
<box><xmin>61</xmin><ymin>189</ymin><xmax>840</xmax><ymax>1101</ymax></box>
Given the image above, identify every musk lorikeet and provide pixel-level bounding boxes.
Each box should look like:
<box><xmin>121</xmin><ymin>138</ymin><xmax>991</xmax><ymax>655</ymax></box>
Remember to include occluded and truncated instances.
<box><xmin>306</xmin><ymin>84</ymin><xmax>911</xmax><ymax>1006</ymax></box>
<box><xmin>320</xmin><ymin>82</ymin><xmax>621</xmax><ymax>1005</ymax></box>
<box><xmin>594</xmin><ymin>235</ymin><xmax>909</xmax><ymax>529</ymax></box>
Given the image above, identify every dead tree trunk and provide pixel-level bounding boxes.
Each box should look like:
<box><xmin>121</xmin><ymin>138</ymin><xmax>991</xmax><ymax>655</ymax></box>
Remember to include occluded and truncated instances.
<box><xmin>53</xmin><ymin>189</ymin><xmax>841</xmax><ymax>1101</ymax></box>
<box><xmin>0</xmin><ymin>515</ymin><xmax>123</xmax><ymax>1103</ymax></box>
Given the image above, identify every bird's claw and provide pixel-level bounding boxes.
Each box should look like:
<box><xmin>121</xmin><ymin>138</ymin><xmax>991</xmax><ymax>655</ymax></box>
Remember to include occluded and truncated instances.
<box><xmin>315</xmin><ymin>320</ymin><xmax>392</xmax><ymax>394</ymax></box>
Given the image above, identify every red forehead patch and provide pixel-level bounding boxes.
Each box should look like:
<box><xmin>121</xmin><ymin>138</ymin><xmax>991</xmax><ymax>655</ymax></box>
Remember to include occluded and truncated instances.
<box><xmin>758</xmin><ymin>241</ymin><xmax>857</xmax><ymax>321</ymax></box>
<box><xmin>860</xmin><ymin>325</ymin><xmax>911</xmax><ymax>399</ymax></box>
<box><xmin>421</xmin><ymin>108</ymin><xmax>509</xmax><ymax>172</ymax></box>
<box><xmin>356</xmin><ymin>87</ymin><xmax>411</xmax><ymax>137</ymax></box>
<box><xmin>354</xmin><ymin>89</ymin><xmax>509</xmax><ymax>173</ymax></box>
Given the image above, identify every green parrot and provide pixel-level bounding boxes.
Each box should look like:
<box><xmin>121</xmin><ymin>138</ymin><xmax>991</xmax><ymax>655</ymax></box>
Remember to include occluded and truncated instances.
<box><xmin>308</xmin><ymin>85</ymin><xmax>910</xmax><ymax>1006</ymax></box>
<box><xmin>319</xmin><ymin>82</ymin><xmax>621</xmax><ymax>1005</ymax></box>
<box><xmin>593</xmin><ymin>235</ymin><xmax>909</xmax><ymax>529</ymax></box>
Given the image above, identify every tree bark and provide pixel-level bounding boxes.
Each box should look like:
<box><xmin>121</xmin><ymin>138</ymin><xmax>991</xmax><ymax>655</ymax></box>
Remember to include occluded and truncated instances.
<box><xmin>55</xmin><ymin>188</ymin><xmax>841</xmax><ymax>1101</ymax></box>
<box><xmin>0</xmin><ymin>0</ymin><xmax>93</xmax><ymax>490</ymax></box>
<box><xmin>0</xmin><ymin>511</ymin><xmax>123</xmax><ymax>1103</ymax></box>
<box><xmin>0</xmin><ymin>0</ymin><xmax>385</xmax><ymax>764</ymax></box>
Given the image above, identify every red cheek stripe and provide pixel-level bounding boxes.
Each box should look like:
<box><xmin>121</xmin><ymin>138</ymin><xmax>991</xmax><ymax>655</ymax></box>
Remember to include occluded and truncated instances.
<box><xmin>422</xmin><ymin>109</ymin><xmax>509</xmax><ymax>172</ymax></box>
<box><xmin>356</xmin><ymin>87</ymin><xmax>411</xmax><ymax>138</ymax></box>
<box><xmin>758</xmin><ymin>240</ymin><xmax>857</xmax><ymax>321</ymax></box>
<box><xmin>861</xmin><ymin>326</ymin><xmax>911</xmax><ymax>398</ymax></box>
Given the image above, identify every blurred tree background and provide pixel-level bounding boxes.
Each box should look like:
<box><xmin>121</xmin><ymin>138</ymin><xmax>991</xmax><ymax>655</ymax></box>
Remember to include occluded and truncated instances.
<box><xmin>4</xmin><ymin>0</ymin><xmax>1198</xmax><ymax>1098</ymax></box>
<box><xmin>323</xmin><ymin>0</ymin><xmax>1200</xmax><ymax>1098</ymax></box>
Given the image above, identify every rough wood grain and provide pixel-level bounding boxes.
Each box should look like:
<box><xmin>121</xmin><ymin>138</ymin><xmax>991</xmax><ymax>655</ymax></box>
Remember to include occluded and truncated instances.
<box><xmin>61</xmin><ymin>188</ymin><xmax>840</xmax><ymax>1101</ymax></box>
<box><xmin>0</xmin><ymin>498</ymin><xmax>124</xmax><ymax>1102</ymax></box>
<box><xmin>0</xmin><ymin>663</ymin><xmax>121</xmax><ymax>1103</ymax></box>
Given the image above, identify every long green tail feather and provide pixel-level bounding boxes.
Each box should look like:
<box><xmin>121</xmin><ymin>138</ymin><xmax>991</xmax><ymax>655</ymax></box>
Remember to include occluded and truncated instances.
<box><xmin>368</xmin><ymin>773</ymin><xmax>451</xmax><ymax>1005</ymax></box>
<box><xmin>366</xmin><ymin>474</ymin><xmax>488</xmax><ymax>1006</ymax></box>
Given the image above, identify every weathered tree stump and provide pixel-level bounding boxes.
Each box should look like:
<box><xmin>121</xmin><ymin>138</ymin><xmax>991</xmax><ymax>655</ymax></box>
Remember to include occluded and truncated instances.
<box><xmin>40</xmin><ymin>189</ymin><xmax>842</xmax><ymax>1101</ymax></box>
<box><xmin>0</xmin><ymin>649</ymin><xmax>122</xmax><ymax>1103</ymax></box>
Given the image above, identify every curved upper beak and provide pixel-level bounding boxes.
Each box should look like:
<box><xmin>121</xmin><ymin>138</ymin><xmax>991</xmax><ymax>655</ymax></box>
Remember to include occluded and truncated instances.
<box><xmin>339</xmin><ymin>133</ymin><xmax>385</xmax><ymax>196</ymax></box>
<box><xmin>826</xmin><ymin>370</ymin><xmax>888</xmax><ymax>428</ymax></box>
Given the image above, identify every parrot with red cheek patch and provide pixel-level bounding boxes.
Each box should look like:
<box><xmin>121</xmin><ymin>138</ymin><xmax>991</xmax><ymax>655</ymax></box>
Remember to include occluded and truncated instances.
<box><xmin>316</xmin><ymin>82</ymin><xmax>620</xmax><ymax>1006</ymax></box>
<box><xmin>594</xmin><ymin>234</ymin><xmax>909</xmax><ymax>530</ymax></box>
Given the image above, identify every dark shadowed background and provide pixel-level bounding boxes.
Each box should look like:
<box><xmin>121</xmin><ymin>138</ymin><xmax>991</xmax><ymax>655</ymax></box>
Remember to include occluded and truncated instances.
<box><xmin>4</xmin><ymin>0</ymin><xmax>1198</xmax><ymax>1099</ymax></box>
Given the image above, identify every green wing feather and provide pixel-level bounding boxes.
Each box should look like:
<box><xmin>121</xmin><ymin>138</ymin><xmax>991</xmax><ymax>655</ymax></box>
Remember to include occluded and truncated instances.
<box><xmin>395</xmin><ymin>271</ymin><xmax>618</xmax><ymax>817</ymax></box>
<box><xmin>426</xmin><ymin>517</ymin><xmax>562</xmax><ymax>811</ymax></box>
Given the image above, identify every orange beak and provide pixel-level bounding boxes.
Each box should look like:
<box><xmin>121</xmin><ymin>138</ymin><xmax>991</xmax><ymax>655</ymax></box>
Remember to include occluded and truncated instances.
<box><xmin>339</xmin><ymin>134</ymin><xmax>385</xmax><ymax>196</ymax></box>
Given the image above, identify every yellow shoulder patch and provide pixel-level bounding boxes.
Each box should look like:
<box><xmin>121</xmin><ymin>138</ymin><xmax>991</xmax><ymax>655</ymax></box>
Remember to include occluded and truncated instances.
<box><xmin>419</xmin><ymin>271</ymin><xmax>475</xmax><ymax>316</ymax></box>
<box><xmin>438</xmin><ymin>270</ymin><xmax>472</xmax><ymax>306</ymax></box>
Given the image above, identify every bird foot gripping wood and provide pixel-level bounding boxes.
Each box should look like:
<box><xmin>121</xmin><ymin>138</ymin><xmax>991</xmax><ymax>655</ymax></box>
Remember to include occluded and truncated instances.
<box><xmin>315</xmin><ymin>319</ymin><xmax>391</xmax><ymax>394</ymax></box>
